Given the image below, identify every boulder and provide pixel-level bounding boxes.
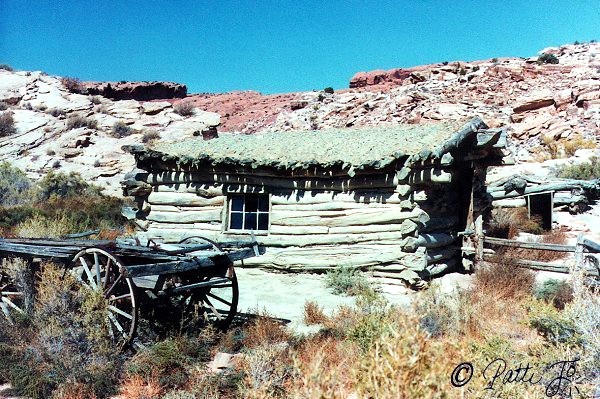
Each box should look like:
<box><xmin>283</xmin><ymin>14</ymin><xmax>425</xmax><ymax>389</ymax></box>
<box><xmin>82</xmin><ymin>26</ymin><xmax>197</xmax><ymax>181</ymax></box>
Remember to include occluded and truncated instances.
<box><xmin>512</xmin><ymin>89</ymin><xmax>555</xmax><ymax>113</ymax></box>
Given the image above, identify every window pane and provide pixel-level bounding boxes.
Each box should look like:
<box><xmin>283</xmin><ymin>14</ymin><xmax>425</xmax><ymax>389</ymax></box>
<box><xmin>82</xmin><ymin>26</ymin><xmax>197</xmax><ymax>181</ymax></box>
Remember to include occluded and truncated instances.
<box><xmin>245</xmin><ymin>194</ymin><xmax>258</xmax><ymax>212</ymax></box>
<box><xmin>231</xmin><ymin>196</ymin><xmax>244</xmax><ymax>212</ymax></box>
<box><xmin>258</xmin><ymin>195</ymin><xmax>269</xmax><ymax>211</ymax></box>
<box><xmin>258</xmin><ymin>213</ymin><xmax>269</xmax><ymax>230</ymax></box>
<box><xmin>244</xmin><ymin>213</ymin><xmax>257</xmax><ymax>230</ymax></box>
<box><xmin>230</xmin><ymin>212</ymin><xmax>243</xmax><ymax>229</ymax></box>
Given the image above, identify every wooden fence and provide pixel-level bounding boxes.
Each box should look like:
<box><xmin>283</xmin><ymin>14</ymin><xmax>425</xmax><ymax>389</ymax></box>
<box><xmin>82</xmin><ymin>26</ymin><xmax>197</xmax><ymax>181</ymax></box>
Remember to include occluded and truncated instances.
<box><xmin>482</xmin><ymin>234</ymin><xmax>600</xmax><ymax>278</ymax></box>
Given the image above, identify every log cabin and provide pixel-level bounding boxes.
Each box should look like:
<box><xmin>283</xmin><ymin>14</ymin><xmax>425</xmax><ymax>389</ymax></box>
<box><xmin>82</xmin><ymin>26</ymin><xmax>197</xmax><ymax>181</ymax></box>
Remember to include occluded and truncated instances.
<box><xmin>122</xmin><ymin>117</ymin><xmax>508</xmax><ymax>286</ymax></box>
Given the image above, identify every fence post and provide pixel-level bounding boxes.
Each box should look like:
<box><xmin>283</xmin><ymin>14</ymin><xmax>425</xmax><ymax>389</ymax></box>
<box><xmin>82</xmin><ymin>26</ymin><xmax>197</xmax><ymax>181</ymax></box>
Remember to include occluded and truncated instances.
<box><xmin>575</xmin><ymin>233</ymin><xmax>585</xmax><ymax>270</ymax></box>
<box><xmin>475</xmin><ymin>215</ymin><xmax>484</xmax><ymax>265</ymax></box>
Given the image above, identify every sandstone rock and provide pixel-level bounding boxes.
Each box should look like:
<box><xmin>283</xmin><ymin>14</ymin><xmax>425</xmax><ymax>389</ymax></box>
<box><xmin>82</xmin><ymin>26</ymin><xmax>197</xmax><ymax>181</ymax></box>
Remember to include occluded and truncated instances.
<box><xmin>545</xmin><ymin>121</ymin><xmax>573</xmax><ymax>139</ymax></box>
<box><xmin>512</xmin><ymin>89</ymin><xmax>555</xmax><ymax>113</ymax></box>
<box><xmin>553</xmin><ymin>89</ymin><xmax>573</xmax><ymax>110</ymax></box>
<box><xmin>0</xmin><ymin>71</ymin><xmax>34</xmax><ymax>103</ymax></box>
<box><xmin>575</xmin><ymin>90</ymin><xmax>600</xmax><ymax>107</ymax></box>
<box><xmin>61</xmin><ymin>148</ymin><xmax>83</xmax><ymax>158</ymax></box>
<box><xmin>511</xmin><ymin>112</ymin><xmax>555</xmax><ymax>138</ymax></box>
<box><xmin>141</xmin><ymin>101</ymin><xmax>172</xmax><ymax>115</ymax></box>
<box><xmin>81</xmin><ymin>81</ymin><xmax>187</xmax><ymax>101</ymax></box>
<box><xmin>11</xmin><ymin>109</ymin><xmax>52</xmax><ymax>133</ymax></box>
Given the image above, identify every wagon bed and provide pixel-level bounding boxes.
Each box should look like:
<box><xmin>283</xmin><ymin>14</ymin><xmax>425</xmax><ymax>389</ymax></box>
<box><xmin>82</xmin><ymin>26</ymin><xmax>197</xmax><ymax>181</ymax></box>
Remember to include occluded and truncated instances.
<box><xmin>0</xmin><ymin>235</ymin><xmax>263</xmax><ymax>345</ymax></box>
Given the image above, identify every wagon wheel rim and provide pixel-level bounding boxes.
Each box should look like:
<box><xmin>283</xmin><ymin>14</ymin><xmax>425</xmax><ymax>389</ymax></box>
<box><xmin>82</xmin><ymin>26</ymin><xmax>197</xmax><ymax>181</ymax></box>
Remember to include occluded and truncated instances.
<box><xmin>0</xmin><ymin>270</ymin><xmax>25</xmax><ymax>324</ymax></box>
<box><xmin>180</xmin><ymin>265</ymin><xmax>238</xmax><ymax>331</ymax></box>
<box><xmin>71</xmin><ymin>248</ymin><xmax>138</xmax><ymax>345</ymax></box>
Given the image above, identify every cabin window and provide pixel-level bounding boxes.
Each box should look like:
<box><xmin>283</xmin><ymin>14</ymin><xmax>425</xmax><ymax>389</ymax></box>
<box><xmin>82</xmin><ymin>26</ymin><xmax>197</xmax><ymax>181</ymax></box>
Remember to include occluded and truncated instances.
<box><xmin>227</xmin><ymin>194</ymin><xmax>270</xmax><ymax>231</ymax></box>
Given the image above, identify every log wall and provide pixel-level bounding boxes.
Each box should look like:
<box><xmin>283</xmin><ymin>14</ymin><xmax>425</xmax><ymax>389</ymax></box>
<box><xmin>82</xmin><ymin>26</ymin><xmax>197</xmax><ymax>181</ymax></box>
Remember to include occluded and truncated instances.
<box><xmin>127</xmin><ymin>167</ymin><xmax>467</xmax><ymax>282</ymax></box>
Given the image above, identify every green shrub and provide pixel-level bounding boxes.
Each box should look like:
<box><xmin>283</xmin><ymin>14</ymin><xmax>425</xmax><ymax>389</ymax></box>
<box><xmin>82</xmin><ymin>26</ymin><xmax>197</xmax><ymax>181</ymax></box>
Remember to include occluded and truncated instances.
<box><xmin>126</xmin><ymin>337</ymin><xmax>212</xmax><ymax>389</ymax></box>
<box><xmin>0</xmin><ymin>170</ymin><xmax>126</xmax><ymax>236</ymax></box>
<box><xmin>66</xmin><ymin>114</ymin><xmax>97</xmax><ymax>130</ymax></box>
<box><xmin>142</xmin><ymin>129</ymin><xmax>161</xmax><ymax>143</ymax></box>
<box><xmin>46</xmin><ymin>108</ymin><xmax>66</xmax><ymax>118</ymax></box>
<box><xmin>14</xmin><ymin>211</ymin><xmax>87</xmax><ymax>238</ymax></box>
<box><xmin>111</xmin><ymin>121</ymin><xmax>134</xmax><ymax>138</ymax></box>
<box><xmin>326</xmin><ymin>266</ymin><xmax>372</xmax><ymax>296</ymax></box>
<box><xmin>0</xmin><ymin>63</ymin><xmax>14</xmax><ymax>71</ymax></box>
<box><xmin>323</xmin><ymin>87</ymin><xmax>334</xmax><ymax>94</ymax></box>
<box><xmin>0</xmin><ymin>162</ymin><xmax>32</xmax><ymax>206</ymax></box>
<box><xmin>538</xmin><ymin>53</ymin><xmax>559</xmax><ymax>65</ymax></box>
<box><xmin>35</xmin><ymin>171</ymin><xmax>102</xmax><ymax>201</ymax></box>
<box><xmin>529</xmin><ymin>301</ymin><xmax>581</xmax><ymax>345</ymax></box>
<box><xmin>0</xmin><ymin>101</ymin><xmax>9</xmax><ymax>111</ymax></box>
<box><xmin>0</xmin><ymin>111</ymin><xmax>17</xmax><ymax>137</ymax></box>
<box><xmin>88</xmin><ymin>95</ymin><xmax>102</xmax><ymax>104</ymax></box>
<box><xmin>174</xmin><ymin>101</ymin><xmax>195</xmax><ymax>116</ymax></box>
<box><xmin>557</xmin><ymin>157</ymin><xmax>600</xmax><ymax>179</ymax></box>
<box><xmin>535</xmin><ymin>279</ymin><xmax>573</xmax><ymax>310</ymax></box>
<box><xmin>0</xmin><ymin>205</ymin><xmax>39</xmax><ymax>230</ymax></box>
<box><xmin>0</xmin><ymin>264</ymin><xmax>118</xmax><ymax>399</ymax></box>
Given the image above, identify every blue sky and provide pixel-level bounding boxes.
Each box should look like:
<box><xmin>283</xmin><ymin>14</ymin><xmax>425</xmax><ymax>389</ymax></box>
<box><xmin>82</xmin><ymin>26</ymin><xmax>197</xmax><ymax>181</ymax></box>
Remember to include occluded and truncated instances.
<box><xmin>1</xmin><ymin>1</ymin><xmax>598</xmax><ymax>94</ymax></box>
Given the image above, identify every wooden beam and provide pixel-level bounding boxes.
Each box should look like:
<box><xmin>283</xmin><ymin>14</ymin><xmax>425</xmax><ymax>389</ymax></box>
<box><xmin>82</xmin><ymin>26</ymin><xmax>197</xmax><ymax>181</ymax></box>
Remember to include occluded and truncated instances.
<box><xmin>124</xmin><ymin>248</ymin><xmax>255</xmax><ymax>277</ymax></box>
<box><xmin>484</xmin><ymin>236</ymin><xmax>576</xmax><ymax>252</ymax></box>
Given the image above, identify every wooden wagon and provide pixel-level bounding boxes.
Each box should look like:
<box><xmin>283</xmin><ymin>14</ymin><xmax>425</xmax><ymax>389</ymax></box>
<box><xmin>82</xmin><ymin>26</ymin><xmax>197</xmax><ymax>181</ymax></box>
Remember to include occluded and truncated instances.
<box><xmin>0</xmin><ymin>234</ymin><xmax>262</xmax><ymax>344</ymax></box>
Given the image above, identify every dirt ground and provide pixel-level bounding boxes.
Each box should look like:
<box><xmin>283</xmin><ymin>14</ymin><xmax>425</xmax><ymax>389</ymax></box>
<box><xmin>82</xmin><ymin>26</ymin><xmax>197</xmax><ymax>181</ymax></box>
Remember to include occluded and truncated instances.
<box><xmin>234</xmin><ymin>268</ymin><xmax>476</xmax><ymax>334</ymax></box>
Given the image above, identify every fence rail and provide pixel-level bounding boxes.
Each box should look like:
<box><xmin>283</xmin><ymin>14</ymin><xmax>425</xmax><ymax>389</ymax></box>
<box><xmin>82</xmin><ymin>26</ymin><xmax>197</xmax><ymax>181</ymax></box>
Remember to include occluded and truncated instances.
<box><xmin>482</xmin><ymin>234</ymin><xmax>600</xmax><ymax>278</ymax></box>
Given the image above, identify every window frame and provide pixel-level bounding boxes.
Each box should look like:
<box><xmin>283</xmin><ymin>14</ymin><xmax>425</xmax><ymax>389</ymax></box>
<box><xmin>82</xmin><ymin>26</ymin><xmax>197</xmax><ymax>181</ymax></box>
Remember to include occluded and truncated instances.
<box><xmin>225</xmin><ymin>193</ymin><xmax>271</xmax><ymax>234</ymax></box>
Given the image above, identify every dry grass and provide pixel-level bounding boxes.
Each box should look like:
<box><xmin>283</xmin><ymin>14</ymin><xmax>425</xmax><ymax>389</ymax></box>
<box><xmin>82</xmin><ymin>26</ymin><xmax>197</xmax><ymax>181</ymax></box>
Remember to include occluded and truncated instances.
<box><xmin>0</xmin><ymin>111</ymin><xmax>17</xmax><ymax>137</ymax></box>
<box><xmin>516</xmin><ymin>229</ymin><xmax>569</xmax><ymax>262</ymax></box>
<box><xmin>290</xmin><ymin>336</ymin><xmax>359</xmax><ymax>398</ymax></box>
<box><xmin>174</xmin><ymin>101</ymin><xmax>195</xmax><ymax>117</ymax></box>
<box><xmin>303</xmin><ymin>301</ymin><xmax>328</xmax><ymax>325</ymax></box>
<box><xmin>119</xmin><ymin>375</ymin><xmax>163</xmax><ymax>399</ymax></box>
<box><xmin>564</xmin><ymin>134</ymin><xmax>596</xmax><ymax>156</ymax></box>
<box><xmin>474</xmin><ymin>254</ymin><xmax>536</xmax><ymax>300</ymax></box>
<box><xmin>534</xmin><ymin>134</ymin><xmax>596</xmax><ymax>160</ymax></box>
<box><xmin>51</xmin><ymin>382</ymin><xmax>98</xmax><ymax>399</ymax></box>
<box><xmin>242</xmin><ymin>311</ymin><xmax>291</xmax><ymax>349</ymax></box>
<box><xmin>66</xmin><ymin>114</ymin><xmax>98</xmax><ymax>130</ymax></box>
<box><xmin>487</xmin><ymin>207</ymin><xmax>543</xmax><ymax>238</ymax></box>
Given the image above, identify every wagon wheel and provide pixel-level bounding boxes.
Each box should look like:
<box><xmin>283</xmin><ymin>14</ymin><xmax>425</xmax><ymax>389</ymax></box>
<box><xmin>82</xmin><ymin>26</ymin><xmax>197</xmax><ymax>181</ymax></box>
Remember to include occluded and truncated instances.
<box><xmin>71</xmin><ymin>248</ymin><xmax>138</xmax><ymax>344</ymax></box>
<box><xmin>0</xmin><ymin>268</ymin><xmax>25</xmax><ymax>324</ymax></box>
<box><xmin>177</xmin><ymin>264</ymin><xmax>239</xmax><ymax>332</ymax></box>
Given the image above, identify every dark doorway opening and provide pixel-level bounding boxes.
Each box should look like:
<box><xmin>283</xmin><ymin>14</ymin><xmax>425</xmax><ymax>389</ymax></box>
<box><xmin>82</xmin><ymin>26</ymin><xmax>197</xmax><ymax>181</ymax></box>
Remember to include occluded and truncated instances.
<box><xmin>526</xmin><ymin>192</ymin><xmax>553</xmax><ymax>230</ymax></box>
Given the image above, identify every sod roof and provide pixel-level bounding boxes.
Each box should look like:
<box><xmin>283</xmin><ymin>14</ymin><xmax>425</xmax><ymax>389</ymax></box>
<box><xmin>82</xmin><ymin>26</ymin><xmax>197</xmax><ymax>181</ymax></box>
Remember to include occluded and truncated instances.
<box><xmin>140</xmin><ymin>118</ymin><xmax>485</xmax><ymax>172</ymax></box>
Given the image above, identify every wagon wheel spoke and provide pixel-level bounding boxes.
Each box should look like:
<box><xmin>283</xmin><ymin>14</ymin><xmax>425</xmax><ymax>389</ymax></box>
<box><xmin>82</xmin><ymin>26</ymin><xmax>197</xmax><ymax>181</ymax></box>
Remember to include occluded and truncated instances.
<box><xmin>79</xmin><ymin>257</ymin><xmax>98</xmax><ymax>290</ymax></box>
<box><xmin>94</xmin><ymin>252</ymin><xmax>102</xmax><ymax>287</ymax></box>
<box><xmin>0</xmin><ymin>268</ymin><xmax>27</xmax><ymax>325</ymax></box>
<box><xmin>199</xmin><ymin>294</ymin><xmax>222</xmax><ymax>321</ymax></box>
<box><xmin>71</xmin><ymin>248</ymin><xmax>138</xmax><ymax>346</ymax></box>
<box><xmin>104</xmin><ymin>274</ymin><xmax>123</xmax><ymax>298</ymax></box>
<box><xmin>206</xmin><ymin>291</ymin><xmax>233</xmax><ymax>307</ymax></box>
<box><xmin>168</xmin><ymin>266</ymin><xmax>238</xmax><ymax>333</ymax></box>
<box><xmin>0</xmin><ymin>302</ymin><xmax>14</xmax><ymax>324</ymax></box>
